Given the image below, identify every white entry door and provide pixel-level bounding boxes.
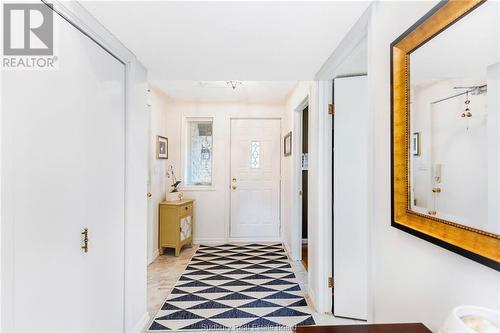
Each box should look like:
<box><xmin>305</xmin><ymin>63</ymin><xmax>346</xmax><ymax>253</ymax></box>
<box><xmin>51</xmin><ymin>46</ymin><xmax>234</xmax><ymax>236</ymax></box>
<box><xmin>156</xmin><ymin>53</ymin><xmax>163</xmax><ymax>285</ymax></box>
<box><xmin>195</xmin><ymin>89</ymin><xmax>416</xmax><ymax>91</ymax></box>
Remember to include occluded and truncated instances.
<box><xmin>333</xmin><ymin>75</ymin><xmax>368</xmax><ymax>320</ymax></box>
<box><xmin>2</xmin><ymin>6</ymin><xmax>125</xmax><ymax>332</ymax></box>
<box><xmin>230</xmin><ymin>119</ymin><xmax>281</xmax><ymax>239</ymax></box>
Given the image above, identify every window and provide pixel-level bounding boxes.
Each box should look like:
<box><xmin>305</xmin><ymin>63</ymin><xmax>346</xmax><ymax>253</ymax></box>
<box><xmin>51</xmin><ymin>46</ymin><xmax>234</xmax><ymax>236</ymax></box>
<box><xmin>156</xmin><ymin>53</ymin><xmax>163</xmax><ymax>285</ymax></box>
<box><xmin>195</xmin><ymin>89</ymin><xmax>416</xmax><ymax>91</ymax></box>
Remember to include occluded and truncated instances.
<box><xmin>250</xmin><ymin>141</ymin><xmax>260</xmax><ymax>168</ymax></box>
<box><xmin>185</xmin><ymin>119</ymin><xmax>213</xmax><ymax>186</ymax></box>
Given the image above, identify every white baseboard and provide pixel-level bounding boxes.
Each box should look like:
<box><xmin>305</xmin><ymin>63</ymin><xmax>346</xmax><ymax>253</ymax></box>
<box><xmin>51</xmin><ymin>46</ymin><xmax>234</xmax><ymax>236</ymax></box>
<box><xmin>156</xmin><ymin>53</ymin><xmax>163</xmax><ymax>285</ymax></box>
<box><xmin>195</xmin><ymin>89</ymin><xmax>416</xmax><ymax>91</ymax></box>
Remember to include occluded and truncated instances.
<box><xmin>308</xmin><ymin>286</ymin><xmax>318</xmax><ymax>313</ymax></box>
<box><xmin>283</xmin><ymin>240</ymin><xmax>301</xmax><ymax>261</ymax></box>
<box><xmin>194</xmin><ymin>238</ymin><xmax>282</xmax><ymax>245</ymax></box>
<box><xmin>227</xmin><ymin>237</ymin><xmax>282</xmax><ymax>243</ymax></box>
<box><xmin>193</xmin><ymin>238</ymin><xmax>227</xmax><ymax>245</ymax></box>
<box><xmin>131</xmin><ymin>312</ymin><xmax>150</xmax><ymax>333</ymax></box>
<box><xmin>148</xmin><ymin>249</ymin><xmax>159</xmax><ymax>265</ymax></box>
<box><xmin>283</xmin><ymin>241</ymin><xmax>295</xmax><ymax>260</ymax></box>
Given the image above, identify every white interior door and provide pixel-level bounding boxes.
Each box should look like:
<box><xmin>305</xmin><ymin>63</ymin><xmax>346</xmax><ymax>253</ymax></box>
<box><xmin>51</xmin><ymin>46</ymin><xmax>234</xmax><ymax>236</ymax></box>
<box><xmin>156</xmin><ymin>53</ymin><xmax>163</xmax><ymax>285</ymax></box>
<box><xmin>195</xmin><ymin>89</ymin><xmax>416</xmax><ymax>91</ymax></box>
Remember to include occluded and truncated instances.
<box><xmin>230</xmin><ymin>119</ymin><xmax>281</xmax><ymax>239</ymax></box>
<box><xmin>2</xmin><ymin>6</ymin><xmax>125</xmax><ymax>332</ymax></box>
<box><xmin>333</xmin><ymin>75</ymin><xmax>368</xmax><ymax>320</ymax></box>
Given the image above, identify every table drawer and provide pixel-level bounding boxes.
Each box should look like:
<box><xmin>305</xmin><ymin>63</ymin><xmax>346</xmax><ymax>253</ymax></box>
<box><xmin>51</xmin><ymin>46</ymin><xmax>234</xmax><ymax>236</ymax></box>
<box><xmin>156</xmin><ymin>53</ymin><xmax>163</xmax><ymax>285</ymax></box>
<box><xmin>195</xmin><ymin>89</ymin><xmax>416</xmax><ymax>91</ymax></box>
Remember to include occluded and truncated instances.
<box><xmin>180</xmin><ymin>203</ymin><xmax>193</xmax><ymax>217</ymax></box>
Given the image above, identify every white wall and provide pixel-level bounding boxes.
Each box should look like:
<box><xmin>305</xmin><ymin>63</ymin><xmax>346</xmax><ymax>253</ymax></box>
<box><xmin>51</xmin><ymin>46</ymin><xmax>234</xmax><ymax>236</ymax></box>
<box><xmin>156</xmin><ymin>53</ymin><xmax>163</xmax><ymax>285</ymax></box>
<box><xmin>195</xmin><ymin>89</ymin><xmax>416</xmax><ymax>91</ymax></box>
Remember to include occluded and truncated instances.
<box><xmin>125</xmin><ymin>61</ymin><xmax>149</xmax><ymax>332</ymax></box>
<box><xmin>152</xmin><ymin>96</ymin><xmax>285</xmax><ymax>247</ymax></box>
<box><xmin>367</xmin><ymin>2</ymin><xmax>500</xmax><ymax>331</ymax></box>
<box><xmin>411</xmin><ymin>79</ymin><xmax>492</xmax><ymax>232</ymax></box>
<box><xmin>282</xmin><ymin>82</ymin><xmax>312</xmax><ymax>261</ymax></box>
<box><xmin>281</xmin><ymin>81</ymin><xmax>334</xmax><ymax>314</ymax></box>
<box><xmin>148</xmin><ymin>87</ymin><xmax>171</xmax><ymax>263</ymax></box>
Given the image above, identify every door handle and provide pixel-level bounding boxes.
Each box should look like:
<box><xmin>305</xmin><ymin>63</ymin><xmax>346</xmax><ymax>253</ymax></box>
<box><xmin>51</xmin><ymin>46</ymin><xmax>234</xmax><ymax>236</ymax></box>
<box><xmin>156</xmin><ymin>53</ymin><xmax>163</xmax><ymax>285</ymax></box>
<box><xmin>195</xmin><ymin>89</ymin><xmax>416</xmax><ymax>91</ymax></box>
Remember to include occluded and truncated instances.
<box><xmin>147</xmin><ymin>192</ymin><xmax>152</xmax><ymax>198</ymax></box>
<box><xmin>81</xmin><ymin>228</ymin><xmax>89</xmax><ymax>253</ymax></box>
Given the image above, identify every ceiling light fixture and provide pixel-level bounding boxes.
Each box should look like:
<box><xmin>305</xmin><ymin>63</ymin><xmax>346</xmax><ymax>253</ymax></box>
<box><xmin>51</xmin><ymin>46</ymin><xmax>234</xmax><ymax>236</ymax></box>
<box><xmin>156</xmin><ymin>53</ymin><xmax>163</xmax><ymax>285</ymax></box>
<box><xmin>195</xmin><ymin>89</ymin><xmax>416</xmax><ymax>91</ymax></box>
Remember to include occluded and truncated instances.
<box><xmin>226</xmin><ymin>81</ymin><xmax>242</xmax><ymax>90</ymax></box>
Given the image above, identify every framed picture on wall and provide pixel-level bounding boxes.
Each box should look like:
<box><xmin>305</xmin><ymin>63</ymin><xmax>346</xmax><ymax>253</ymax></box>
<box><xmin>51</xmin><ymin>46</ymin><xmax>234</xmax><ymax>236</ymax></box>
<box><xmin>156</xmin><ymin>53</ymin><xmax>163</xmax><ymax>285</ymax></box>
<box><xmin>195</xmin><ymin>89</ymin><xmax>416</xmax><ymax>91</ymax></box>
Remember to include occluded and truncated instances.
<box><xmin>284</xmin><ymin>132</ymin><xmax>292</xmax><ymax>156</ymax></box>
<box><xmin>157</xmin><ymin>135</ymin><xmax>168</xmax><ymax>159</ymax></box>
<box><xmin>412</xmin><ymin>132</ymin><xmax>421</xmax><ymax>156</ymax></box>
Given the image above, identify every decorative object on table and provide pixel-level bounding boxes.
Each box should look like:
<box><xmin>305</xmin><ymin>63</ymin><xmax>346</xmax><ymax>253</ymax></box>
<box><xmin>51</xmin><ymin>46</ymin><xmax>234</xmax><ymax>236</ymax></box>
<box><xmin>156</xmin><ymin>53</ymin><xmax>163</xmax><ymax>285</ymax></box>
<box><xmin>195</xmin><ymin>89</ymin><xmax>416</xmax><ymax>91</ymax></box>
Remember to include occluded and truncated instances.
<box><xmin>284</xmin><ymin>131</ymin><xmax>292</xmax><ymax>156</ymax></box>
<box><xmin>412</xmin><ymin>132</ymin><xmax>421</xmax><ymax>156</ymax></box>
<box><xmin>158</xmin><ymin>199</ymin><xmax>194</xmax><ymax>257</ymax></box>
<box><xmin>440</xmin><ymin>306</ymin><xmax>500</xmax><ymax>333</ymax></box>
<box><xmin>166</xmin><ymin>165</ymin><xmax>183</xmax><ymax>202</ymax></box>
<box><xmin>156</xmin><ymin>135</ymin><xmax>168</xmax><ymax>159</ymax></box>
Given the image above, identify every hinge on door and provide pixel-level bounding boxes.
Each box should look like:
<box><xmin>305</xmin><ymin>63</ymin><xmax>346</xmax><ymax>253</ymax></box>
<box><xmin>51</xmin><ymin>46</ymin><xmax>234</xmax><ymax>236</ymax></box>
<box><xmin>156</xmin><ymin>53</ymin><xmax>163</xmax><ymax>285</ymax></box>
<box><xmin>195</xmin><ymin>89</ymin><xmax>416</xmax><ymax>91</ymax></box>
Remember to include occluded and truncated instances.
<box><xmin>328</xmin><ymin>103</ymin><xmax>334</xmax><ymax>115</ymax></box>
<box><xmin>81</xmin><ymin>228</ymin><xmax>89</xmax><ymax>253</ymax></box>
<box><xmin>328</xmin><ymin>277</ymin><xmax>334</xmax><ymax>288</ymax></box>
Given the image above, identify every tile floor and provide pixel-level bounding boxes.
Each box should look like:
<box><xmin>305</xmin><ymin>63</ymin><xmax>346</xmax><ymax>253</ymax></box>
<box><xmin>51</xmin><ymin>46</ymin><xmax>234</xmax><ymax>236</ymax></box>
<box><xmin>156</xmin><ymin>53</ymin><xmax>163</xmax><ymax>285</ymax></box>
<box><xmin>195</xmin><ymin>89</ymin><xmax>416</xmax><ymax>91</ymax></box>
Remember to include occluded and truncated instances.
<box><xmin>147</xmin><ymin>243</ymin><xmax>357</xmax><ymax>331</ymax></box>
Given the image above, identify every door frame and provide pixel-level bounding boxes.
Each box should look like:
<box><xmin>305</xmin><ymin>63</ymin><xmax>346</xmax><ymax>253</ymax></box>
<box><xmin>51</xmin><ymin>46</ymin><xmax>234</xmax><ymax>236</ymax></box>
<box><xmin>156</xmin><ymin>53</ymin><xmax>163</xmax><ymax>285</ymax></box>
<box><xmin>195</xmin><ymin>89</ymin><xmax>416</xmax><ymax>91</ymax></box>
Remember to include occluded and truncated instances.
<box><xmin>291</xmin><ymin>97</ymin><xmax>309</xmax><ymax>262</ymax></box>
<box><xmin>146</xmin><ymin>92</ymin><xmax>158</xmax><ymax>265</ymax></box>
<box><xmin>313</xmin><ymin>2</ymin><xmax>373</xmax><ymax>316</ymax></box>
<box><xmin>1</xmin><ymin>1</ymin><xmax>149</xmax><ymax>331</ymax></box>
<box><xmin>227</xmin><ymin>117</ymin><xmax>282</xmax><ymax>242</ymax></box>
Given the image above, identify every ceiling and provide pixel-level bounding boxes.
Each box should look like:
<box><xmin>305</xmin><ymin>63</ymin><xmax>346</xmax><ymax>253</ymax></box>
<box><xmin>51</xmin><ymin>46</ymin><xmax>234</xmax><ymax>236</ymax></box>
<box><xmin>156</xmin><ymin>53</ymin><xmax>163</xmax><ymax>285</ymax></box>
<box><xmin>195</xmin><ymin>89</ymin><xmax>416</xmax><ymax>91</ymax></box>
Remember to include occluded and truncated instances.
<box><xmin>82</xmin><ymin>1</ymin><xmax>370</xmax><ymax>83</ymax></box>
<box><xmin>334</xmin><ymin>38</ymin><xmax>367</xmax><ymax>77</ymax></box>
<box><xmin>151</xmin><ymin>81</ymin><xmax>297</xmax><ymax>104</ymax></box>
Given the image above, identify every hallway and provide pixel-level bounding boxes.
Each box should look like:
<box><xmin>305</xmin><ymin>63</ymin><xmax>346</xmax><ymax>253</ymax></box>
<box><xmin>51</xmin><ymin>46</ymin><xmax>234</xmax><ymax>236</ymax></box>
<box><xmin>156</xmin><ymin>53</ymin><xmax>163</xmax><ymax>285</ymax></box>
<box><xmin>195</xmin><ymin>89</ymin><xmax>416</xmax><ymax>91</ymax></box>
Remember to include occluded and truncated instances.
<box><xmin>147</xmin><ymin>243</ymin><xmax>353</xmax><ymax>331</ymax></box>
<box><xmin>2</xmin><ymin>1</ymin><xmax>499</xmax><ymax>332</ymax></box>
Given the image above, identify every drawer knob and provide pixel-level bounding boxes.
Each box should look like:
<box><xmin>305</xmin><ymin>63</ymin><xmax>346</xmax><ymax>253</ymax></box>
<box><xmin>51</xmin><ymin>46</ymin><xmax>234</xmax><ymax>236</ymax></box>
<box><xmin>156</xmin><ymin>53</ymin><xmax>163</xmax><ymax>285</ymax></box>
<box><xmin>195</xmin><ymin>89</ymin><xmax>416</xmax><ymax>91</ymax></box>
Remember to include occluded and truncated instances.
<box><xmin>185</xmin><ymin>206</ymin><xmax>188</xmax><ymax>210</ymax></box>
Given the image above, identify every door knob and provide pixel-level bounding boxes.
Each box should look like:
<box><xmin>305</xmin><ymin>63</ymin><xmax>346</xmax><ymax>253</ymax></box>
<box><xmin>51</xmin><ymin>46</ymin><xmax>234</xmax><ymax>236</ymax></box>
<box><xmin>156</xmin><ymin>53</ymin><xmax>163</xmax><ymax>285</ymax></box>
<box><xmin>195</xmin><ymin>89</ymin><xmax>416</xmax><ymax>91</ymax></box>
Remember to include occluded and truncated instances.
<box><xmin>147</xmin><ymin>192</ymin><xmax>152</xmax><ymax>198</ymax></box>
<box><xmin>232</xmin><ymin>185</ymin><xmax>237</xmax><ymax>190</ymax></box>
<box><xmin>232</xmin><ymin>178</ymin><xmax>237</xmax><ymax>182</ymax></box>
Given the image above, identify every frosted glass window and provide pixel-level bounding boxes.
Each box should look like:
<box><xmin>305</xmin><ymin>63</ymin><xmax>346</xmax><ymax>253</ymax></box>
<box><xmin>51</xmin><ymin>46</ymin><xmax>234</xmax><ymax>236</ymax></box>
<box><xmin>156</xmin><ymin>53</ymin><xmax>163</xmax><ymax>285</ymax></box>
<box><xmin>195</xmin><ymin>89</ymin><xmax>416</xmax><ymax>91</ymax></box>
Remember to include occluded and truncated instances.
<box><xmin>186</xmin><ymin>120</ymin><xmax>213</xmax><ymax>186</ymax></box>
<box><xmin>250</xmin><ymin>141</ymin><xmax>260</xmax><ymax>169</ymax></box>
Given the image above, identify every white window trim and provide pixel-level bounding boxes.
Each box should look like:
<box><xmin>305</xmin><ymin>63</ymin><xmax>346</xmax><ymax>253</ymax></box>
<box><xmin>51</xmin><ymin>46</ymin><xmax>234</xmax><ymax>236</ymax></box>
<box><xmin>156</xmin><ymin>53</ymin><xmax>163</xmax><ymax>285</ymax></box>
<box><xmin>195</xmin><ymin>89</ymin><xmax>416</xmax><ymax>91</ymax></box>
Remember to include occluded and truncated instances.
<box><xmin>181</xmin><ymin>116</ymin><xmax>215</xmax><ymax>191</ymax></box>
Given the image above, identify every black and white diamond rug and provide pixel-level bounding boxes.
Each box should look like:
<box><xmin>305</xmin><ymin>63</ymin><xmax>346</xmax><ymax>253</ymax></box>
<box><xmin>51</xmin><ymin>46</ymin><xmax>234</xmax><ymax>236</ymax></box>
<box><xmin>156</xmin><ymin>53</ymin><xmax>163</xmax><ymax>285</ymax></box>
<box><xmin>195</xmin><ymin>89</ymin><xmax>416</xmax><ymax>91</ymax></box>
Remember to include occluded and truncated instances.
<box><xmin>148</xmin><ymin>243</ymin><xmax>315</xmax><ymax>331</ymax></box>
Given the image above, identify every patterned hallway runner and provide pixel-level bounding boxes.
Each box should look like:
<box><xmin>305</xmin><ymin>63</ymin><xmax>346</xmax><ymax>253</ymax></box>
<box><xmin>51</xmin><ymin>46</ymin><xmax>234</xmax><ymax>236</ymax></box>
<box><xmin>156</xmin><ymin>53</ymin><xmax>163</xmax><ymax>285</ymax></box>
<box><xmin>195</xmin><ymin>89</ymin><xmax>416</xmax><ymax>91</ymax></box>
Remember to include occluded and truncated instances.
<box><xmin>149</xmin><ymin>243</ymin><xmax>315</xmax><ymax>331</ymax></box>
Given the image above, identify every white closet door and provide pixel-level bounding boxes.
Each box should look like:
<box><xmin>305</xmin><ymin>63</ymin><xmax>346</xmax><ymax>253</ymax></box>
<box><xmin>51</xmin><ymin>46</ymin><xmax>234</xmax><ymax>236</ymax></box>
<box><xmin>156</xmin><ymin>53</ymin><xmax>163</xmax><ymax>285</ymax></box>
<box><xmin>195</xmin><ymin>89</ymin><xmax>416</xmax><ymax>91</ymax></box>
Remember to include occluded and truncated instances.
<box><xmin>230</xmin><ymin>119</ymin><xmax>281</xmax><ymax>239</ymax></box>
<box><xmin>2</xmin><ymin>6</ymin><xmax>125</xmax><ymax>332</ymax></box>
<box><xmin>333</xmin><ymin>75</ymin><xmax>368</xmax><ymax>320</ymax></box>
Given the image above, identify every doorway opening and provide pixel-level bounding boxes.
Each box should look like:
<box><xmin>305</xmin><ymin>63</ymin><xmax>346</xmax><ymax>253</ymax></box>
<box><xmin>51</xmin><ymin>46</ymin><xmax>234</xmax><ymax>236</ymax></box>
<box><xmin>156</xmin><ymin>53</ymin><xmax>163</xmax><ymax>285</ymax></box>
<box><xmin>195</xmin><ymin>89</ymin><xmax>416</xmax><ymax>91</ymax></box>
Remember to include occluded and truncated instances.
<box><xmin>330</xmin><ymin>37</ymin><xmax>369</xmax><ymax>321</ymax></box>
<box><xmin>301</xmin><ymin>106</ymin><xmax>309</xmax><ymax>271</ymax></box>
<box><xmin>146</xmin><ymin>81</ymin><xmax>316</xmax><ymax>328</ymax></box>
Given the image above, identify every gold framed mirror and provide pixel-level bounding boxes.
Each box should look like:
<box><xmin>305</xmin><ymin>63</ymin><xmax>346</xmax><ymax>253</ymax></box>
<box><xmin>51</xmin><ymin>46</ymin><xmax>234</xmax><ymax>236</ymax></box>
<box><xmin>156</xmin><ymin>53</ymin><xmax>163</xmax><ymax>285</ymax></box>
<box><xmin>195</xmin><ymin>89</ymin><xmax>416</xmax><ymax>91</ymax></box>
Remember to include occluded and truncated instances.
<box><xmin>391</xmin><ymin>0</ymin><xmax>500</xmax><ymax>270</ymax></box>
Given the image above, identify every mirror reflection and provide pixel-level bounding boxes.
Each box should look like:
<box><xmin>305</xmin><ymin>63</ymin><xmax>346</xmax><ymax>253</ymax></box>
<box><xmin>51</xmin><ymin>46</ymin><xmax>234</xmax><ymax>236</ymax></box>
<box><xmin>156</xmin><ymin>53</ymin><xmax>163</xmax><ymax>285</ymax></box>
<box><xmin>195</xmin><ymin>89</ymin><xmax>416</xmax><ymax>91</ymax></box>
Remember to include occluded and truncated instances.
<box><xmin>409</xmin><ymin>1</ymin><xmax>500</xmax><ymax>235</ymax></box>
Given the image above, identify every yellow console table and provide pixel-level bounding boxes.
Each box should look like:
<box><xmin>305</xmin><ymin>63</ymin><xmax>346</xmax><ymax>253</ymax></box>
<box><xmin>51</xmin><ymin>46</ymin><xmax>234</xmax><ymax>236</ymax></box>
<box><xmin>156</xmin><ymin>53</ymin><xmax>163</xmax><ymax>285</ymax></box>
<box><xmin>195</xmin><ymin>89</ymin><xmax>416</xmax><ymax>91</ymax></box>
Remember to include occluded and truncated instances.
<box><xmin>159</xmin><ymin>199</ymin><xmax>194</xmax><ymax>256</ymax></box>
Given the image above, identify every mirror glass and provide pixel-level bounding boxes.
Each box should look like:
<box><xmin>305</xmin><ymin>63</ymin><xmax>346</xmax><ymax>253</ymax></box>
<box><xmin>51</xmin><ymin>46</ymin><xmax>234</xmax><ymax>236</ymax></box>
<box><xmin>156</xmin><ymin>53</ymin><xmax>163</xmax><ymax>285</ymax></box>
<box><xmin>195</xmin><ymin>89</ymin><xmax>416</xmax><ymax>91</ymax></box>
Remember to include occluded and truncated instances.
<box><xmin>409</xmin><ymin>1</ymin><xmax>500</xmax><ymax>235</ymax></box>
